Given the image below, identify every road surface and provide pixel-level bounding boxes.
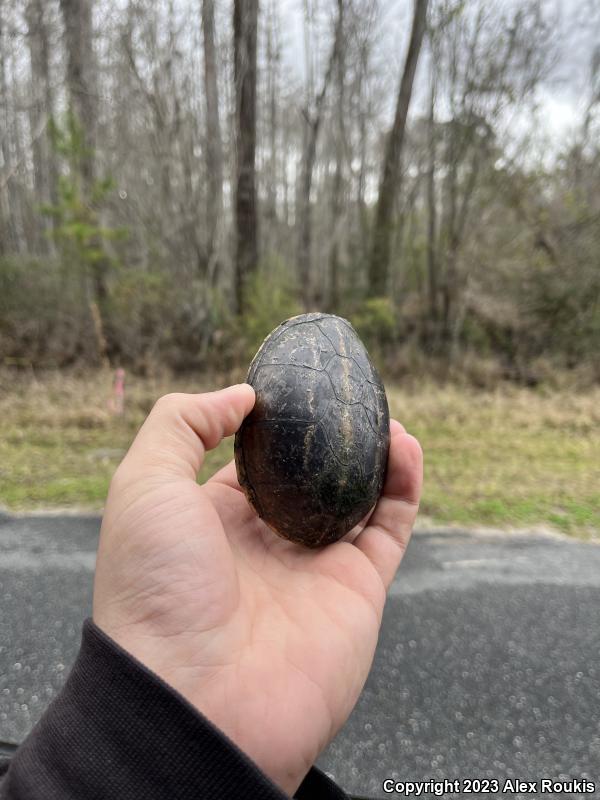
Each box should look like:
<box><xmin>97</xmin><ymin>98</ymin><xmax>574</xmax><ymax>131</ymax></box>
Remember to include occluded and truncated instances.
<box><xmin>1</xmin><ymin>512</ymin><xmax>599</xmax><ymax>798</ymax></box>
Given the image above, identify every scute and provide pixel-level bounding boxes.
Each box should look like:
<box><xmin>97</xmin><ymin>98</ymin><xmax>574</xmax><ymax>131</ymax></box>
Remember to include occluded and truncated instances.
<box><xmin>252</xmin><ymin>362</ymin><xmax>328</xmax><ymax>422</ymax></box>
<box><xmin>318</xmin><ymin>400</ymin><xmax>369</xmax><ymax>468</ymax></box>
<box><xmin>234</xmin><ymin>313</ymin><xmax>390</xmax><ymax>548</ymax></box>
<box><xmin>256</xmin><ymin>323</ymin><xmax>335</xmax><ymax>370</ymax></box>
<box><xmin>326</xmin><ymin>356</ymin><xmax>365</xmax><ymax>404</ymax></box>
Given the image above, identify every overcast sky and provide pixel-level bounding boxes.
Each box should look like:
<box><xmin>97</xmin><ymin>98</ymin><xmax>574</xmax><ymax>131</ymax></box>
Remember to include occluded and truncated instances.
<box><xmin>276</xmin><ymin>0</ymin><xmax>599</xmax><ymax>158</ymax></box>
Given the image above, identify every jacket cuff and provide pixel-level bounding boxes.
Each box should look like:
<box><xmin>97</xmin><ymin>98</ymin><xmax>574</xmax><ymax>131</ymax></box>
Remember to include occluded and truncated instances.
<box><xmin>0</xmin><ymin>618</ymin><xmax>347</xmax><ymax>800</ymax></box>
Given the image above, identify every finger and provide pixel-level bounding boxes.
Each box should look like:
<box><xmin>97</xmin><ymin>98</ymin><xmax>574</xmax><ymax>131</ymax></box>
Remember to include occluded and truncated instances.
<box><xmin>353</xmin><ymin>420</ymin><xmax>423</xmax><ymax>590</ymax></box>
<box><xmin>338</xmin><ymin>505</ymin><xmax>377</xmax><ymax>544</ymax></box>
<box><xmin>206</xmin><ymin>460</ymin><xmax>243</xmax><ymax>491</ymax></box>
<box><xmin>118</xmin><ymin>384</ymin><xmax>255</xmax><ymax>482</ymax></box>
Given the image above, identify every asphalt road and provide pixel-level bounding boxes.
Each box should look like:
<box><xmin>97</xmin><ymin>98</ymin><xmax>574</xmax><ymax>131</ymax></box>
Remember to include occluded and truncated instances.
<box><xmin>1</xmin><ymin>513</ymin><xmax>599</xmax><ymax>799</ymax></box>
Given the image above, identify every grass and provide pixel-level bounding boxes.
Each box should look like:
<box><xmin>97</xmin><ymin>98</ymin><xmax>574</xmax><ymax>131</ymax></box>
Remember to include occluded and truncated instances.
<box><xmin>401</xmin><ymin>385</ymin><xmax>600</xmax><ymax>536</ymax></box>
<box><xmin>0</xmin><ymin>369</ymin><xmax>598</xmax><ymax>537</ymax></box>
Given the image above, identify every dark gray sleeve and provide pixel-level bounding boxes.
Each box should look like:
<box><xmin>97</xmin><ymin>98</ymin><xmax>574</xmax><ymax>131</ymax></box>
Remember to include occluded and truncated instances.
<box><xmin>0</xmin><ymin>619</ymin><xmax>348</xmax><ymax>800</ymax></box>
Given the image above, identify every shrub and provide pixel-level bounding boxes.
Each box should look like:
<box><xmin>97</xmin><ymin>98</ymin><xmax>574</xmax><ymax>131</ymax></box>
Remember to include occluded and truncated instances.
<box><xmin>237</xmin><ymin>256</ymin><xmax>302</xmax><ymax>361</ymax></box>
<box><xmin>350</xmin><ymin>297</ymin><xmax>397</xmax><ymax>354</ymax></box>
<box><xmin>0</xmin><ymin>256</ymin><xmax>91</xmax><ymax>366</ymax></box>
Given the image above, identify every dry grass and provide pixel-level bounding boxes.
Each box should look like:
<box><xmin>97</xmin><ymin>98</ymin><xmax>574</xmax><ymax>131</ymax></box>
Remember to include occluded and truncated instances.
<box><xmin>392</xmin><ymin>383</ymin><xmax>600</xmax><ymax>536</ymax></box>
<box><xmin>0</xmin><ymin>369</ymin><xmax>598</xmax><ymax>536</ymax></box>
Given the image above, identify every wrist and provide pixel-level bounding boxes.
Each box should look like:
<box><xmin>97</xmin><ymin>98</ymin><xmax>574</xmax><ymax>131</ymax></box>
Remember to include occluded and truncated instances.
<box><xmin>92</xmin><ymin>616</ymin><xmax>312</xmax><ymax>797</ymax></box>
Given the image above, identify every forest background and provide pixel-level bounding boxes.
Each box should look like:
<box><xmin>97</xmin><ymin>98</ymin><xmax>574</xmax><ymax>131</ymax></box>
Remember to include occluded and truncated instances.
<box><xmin>0</xmin><ymin>0</ymin><xmax>598</xmax><ymax>532</ymax></box>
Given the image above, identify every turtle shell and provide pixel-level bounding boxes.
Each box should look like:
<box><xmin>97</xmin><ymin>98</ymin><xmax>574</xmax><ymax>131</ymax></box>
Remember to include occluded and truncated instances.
<box><xmin>234</xmin><ymin>312</ymin><xmax>390</xmax><ymax>548</ymax></box>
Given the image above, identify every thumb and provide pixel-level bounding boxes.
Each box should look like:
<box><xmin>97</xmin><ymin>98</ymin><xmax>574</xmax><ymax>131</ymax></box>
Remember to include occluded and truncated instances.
<box><xmin>118</xmin><ymin>384</ymin><xmax>255</xmax><ymax>482</ymax></box>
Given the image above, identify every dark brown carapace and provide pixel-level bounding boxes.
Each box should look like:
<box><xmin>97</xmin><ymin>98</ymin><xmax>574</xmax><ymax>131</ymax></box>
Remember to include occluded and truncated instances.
<box><xmin>234</xmin><ymin>313</ymin><xmax>390</xmax><ymax>548</ymax></box>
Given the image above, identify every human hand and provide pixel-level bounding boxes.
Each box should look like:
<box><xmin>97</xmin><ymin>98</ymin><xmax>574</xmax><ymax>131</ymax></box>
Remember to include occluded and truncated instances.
<box><xmin>93</xmin><ymin>385</ymin><xmax>423</xmax><ymax>796</ymax></box>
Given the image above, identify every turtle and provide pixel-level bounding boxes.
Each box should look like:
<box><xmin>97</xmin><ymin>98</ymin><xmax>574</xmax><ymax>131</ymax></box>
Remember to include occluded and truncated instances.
<box><xmin>234</xmin><ymin>312</ymin><xmax>390</xmax><ymax>548</ymax></box>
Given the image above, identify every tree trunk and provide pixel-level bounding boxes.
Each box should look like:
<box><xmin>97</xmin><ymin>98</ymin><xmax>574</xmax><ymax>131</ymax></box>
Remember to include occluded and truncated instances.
<box><xmin>368</xmin><ymin>0</ymin><xmax>429</xmax><ymax>297</ymax></box>
<box><xmin>264</xmin><ymin>0</ymin><xmax>280</xmax><ymax>254</ymax></box>
<box><xmin>25</xmin><ymin>0</ymin><xmax>56</xmax><ymax>253</ymax></box>
<box><xmin>297</xmin><ymin>0</ymin><xmax>344</xmax><ymax>310</ymax></box>
<box><xmin>60</xmin><ymin>0</ymin><xmax>112</xmax><ymax>364</ymax></box>
<box><xmin>233</xmin><ymin>0</ymin><xmax>259</xmax><ymax>315</ymax></box>
<box><xmin>426</xmin><ymin>67</ymin><xmax>438</xmax><ymax>325</ymax></box>
<box><xmin>355</xmin><ymin>37</ymin><xmax>370</xmax><ymax>277</ymax></box>
<box><xmin>0</xmin><ymin>2</ymin><xmax>18</xmax><ymax>255</ymax></box>
<box><xmin>59</xmin><ymin>0</ymin><xmax>97</xmax><ymax>189</ymax></box>
<box><xmin>328</xmin><ymin>0</ymin><xmax>345</xmax><ymax>311</ymax></box>
<box><xmin>202</xmin><ymin>0</ymin><xmax>223</xmax><ymax>277</ymax></box>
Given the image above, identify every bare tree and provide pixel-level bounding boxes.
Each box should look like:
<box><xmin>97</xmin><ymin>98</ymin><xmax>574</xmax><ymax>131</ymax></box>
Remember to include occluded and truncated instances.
<box><xmin>368</xmin><ymin>0</ymin><xmax>429</xmax><ymax>296</ymax></box>
<box><xmin>0</xmin><ymin>0</ymin><xmax>22</xmax><ymax>255</ymax></box>
<box><xmin>0</xmin><ymin>0</ymin><xmax>12</xmax><ymax>256</ymax></box>
<box><xmin>25</xmin><ymin>0</ymin><xmax>58</xmax><ymax>253</ymax></box>
<box><xmin>297</xmin><ymin>0</ymin><xmax>344</xmax><ymax>309</ymax></box>
<box><xmin>59</xmin><ymin>0</ymin><xmax>97</xmax><ymax>188</ymax></box>
<box><xmin>263</xmin><ymin>0</ymin><xmax>281</xmax><ymax>253</ymax></box>
<box><xmin>202</xmin><ymin>0</ymin><xmax>223</xmax><ymax>277</ymax></box>
<box><xmin>348</xmin><ymin>0</ymin><xmax>378</xmax><ymax>282</ymax></box>
<box><xmin>233</xmin><ymin>0</ymin><xmax>259</xmax><ymax>314</ymax></box>
<box><xmin>425</xmin><ymin>62</ymin><xmax>438</xmax><ymax>323</ymax></box>
<box><xmin>59</xmin><ymin>0</ymin><xmax>116</xmax><ymax>364</ymax></box>
<box><xmin>327</xmin><ymin>0</ymin><xmax>346</xmax><ymax>311</ymax></box>
<box><xmin>426</xmin><ymin>0</ymin><xmax>555</xmax><ymax>343</ymax></box>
